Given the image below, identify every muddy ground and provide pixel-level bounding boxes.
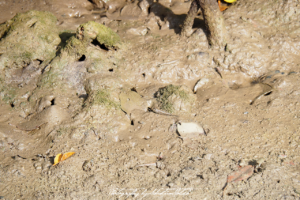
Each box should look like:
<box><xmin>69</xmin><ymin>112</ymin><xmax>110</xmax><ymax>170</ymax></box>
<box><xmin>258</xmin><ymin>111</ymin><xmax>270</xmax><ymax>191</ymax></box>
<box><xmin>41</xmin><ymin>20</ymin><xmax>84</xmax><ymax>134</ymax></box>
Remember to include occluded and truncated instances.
<box><xmin>0</xmin><ymin>0</ymin><xmax>300</xmax><ymax>199</ymax></box>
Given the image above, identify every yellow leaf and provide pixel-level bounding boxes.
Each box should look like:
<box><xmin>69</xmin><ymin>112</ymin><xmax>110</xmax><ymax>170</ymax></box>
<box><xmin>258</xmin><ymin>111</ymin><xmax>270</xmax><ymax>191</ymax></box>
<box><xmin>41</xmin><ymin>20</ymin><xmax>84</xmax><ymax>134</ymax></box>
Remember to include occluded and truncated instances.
<box><xmin>53</xmin><ymin>153</ymin><xmax>62</xmax><ymax>166</ymax></box>
<box><xmin>224</xmin><ymin>0</ymin><xmax>237</xmax><ymax>3</ymax></box>
<box><xmin>61</xmin><ymin>152</ymin><xmax>75</xmax><ymax>161</ymax></box>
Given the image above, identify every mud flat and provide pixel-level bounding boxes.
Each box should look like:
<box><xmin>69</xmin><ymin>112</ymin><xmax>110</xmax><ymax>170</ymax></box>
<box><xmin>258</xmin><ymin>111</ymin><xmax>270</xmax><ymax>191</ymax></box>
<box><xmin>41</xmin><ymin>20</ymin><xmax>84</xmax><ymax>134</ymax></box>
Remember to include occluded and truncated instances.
<box><xmin>0</xmin><ymin>0</ymin><xmax>300</xmax><ymax>199</ymax></box>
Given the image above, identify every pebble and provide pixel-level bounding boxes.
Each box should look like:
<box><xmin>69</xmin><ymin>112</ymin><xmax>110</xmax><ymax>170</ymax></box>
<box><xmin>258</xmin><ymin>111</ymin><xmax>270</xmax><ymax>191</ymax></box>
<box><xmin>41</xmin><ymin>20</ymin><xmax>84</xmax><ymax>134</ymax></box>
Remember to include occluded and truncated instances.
<box><xmin>34</xmin><ymin>163</ymin><xmax>42</xmax><ymax>170</ymax></box>
<box><xmin>203</xmin><ymin>154</ymin><xmax>213</xmax><ymax>160</ymax></box>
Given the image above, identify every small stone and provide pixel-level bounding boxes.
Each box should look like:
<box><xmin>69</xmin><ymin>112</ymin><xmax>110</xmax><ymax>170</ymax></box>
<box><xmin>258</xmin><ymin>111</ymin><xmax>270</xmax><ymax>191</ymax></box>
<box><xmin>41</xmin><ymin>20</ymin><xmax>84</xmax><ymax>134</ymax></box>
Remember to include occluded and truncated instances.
<box><xmin>156</xmin><ymin>161</ymin><xmax>165</xmax><ymax>169</ymax></box>
<box><xmin>203</xmin><ymin>154</ymin><xmax>213</xmax><ymax>160</ymax></box>
<box><xmin>177</xmin><ymin>122</ymin><xmax>205</xmax><ymax>143</ymax></box>
<box><xmin>167</xmin><ymin>182</ymin><xmax>175</xmax><ymax>187</ymax></box>
<box><xmin>239</xmin><ymin>159</ymin><xmax>248</xmax><ymax>167</ymax></box>
<box><xmin>256</xmin><ymin>158</ymin><xmax>265</xmax><ymax>166</ymax></box>
<box><xmin>34</xmin><ymin>163</ymin><xmax>42</xmax><ymax>170</ymax></box>
<box><xmin>126</xmin><ymin>27</ymin><xmax>148</xmax><ymax>36</ymax></box>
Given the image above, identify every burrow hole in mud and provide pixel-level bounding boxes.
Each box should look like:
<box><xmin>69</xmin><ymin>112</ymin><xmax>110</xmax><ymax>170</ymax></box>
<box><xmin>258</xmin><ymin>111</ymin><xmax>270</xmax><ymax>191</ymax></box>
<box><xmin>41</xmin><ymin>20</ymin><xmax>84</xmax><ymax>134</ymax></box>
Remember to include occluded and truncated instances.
<box><xmin>79</xmin><ymin>55</ymin><xmax>86</xmax><ymax>62</ymax></box>
<box><xmin>131</xmin><ymin>120</ymin><xmax>134</xmax><ymax>126</ymax></box>
<box><xmin>10</xmin><ymin>102</ymin><xmax>14</xmax><ymax>108</ymax></box>
<box><xmin>109</xmin><ymin>68</ymin><xmax>113</xmax><ymax>72</ymax></box>
<box><xmin>131</xmin><ymin>87</ymin><xmax>137</xmax><ymax>92</ymax></box>
<box><xmin>277</xmin><ymin>180</ymin><xmax>280</xmax><ymax>183</ymax></box>
<box><xmin>51</xmin><ymin>98</ymin><xmax>55</xmax><ymax>105</ymax></box>
<box><xmin>227</xmin><ymin>193</ymin><xmax>241</xmax><ymax>197</ymax></box>
<box><xmin>264</xmin><ymin>91</ymin><xmax>273</xmax><ymax>96</ymax></box>
<box><xmin>197</xmin><ymin>175</ymin><xmax>204</xmax><ymax>179</ymax></box>
<box><xmin>91</xmin><ymin>39</ymin><xmax>109</xmax><ymax>51</ymax></box>
<box><xmin>142</xmin><ymin>73</ymin><xmax>145</xmax><ymax>78</ymax></box>
<box><xmin>29</xmin><ymin>22</ymin><xmax>37</xmax><ymax>28</ymax></box>
<box><xmin>36</xmin><ymin>59</ymin><xmax>43</xmax><ymax>65</ymax></box>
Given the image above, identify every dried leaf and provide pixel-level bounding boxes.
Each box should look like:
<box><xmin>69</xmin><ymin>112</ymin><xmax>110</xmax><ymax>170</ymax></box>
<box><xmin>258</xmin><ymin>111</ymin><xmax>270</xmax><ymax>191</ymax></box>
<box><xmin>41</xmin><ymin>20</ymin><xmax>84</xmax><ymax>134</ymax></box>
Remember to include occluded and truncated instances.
<box><xmin>53</xmin><ymin>153</ymin><xmax>62</xmax><ymax>166</ymax></box>
<box><xmin>53</xmin><ymin>152</ymin><xmax>75</xmax><ymax>166</ymax></box>
<box><xmin>61</xmin><ymin>152</ymin><xmax>75</xmax><ymax>161</ymax></box>
<box><xmin>222</xmin><ymin>165</ymin><xmax>255</xmax><ymax>197</ymax></box>
<box><xmin>227</xmin><ymin>165</ymin><xmax>254</xmax><ymax>183</ymax></box>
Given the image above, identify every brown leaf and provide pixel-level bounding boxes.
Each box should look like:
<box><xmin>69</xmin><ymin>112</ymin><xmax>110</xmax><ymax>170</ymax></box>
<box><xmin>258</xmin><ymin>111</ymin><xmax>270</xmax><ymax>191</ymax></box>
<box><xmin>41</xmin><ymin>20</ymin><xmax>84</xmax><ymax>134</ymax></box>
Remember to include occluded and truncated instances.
<box><xmin>227</xmin><ymin>165</ymin><xmax>254</xmax><ymax>183</ymax></box>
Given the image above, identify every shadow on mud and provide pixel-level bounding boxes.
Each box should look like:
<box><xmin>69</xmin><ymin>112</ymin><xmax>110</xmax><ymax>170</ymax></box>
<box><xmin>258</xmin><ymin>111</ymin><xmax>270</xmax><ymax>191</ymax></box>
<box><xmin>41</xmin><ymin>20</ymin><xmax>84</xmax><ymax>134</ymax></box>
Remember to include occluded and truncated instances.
<box><xmin>149</xmin><ymin>1</ymin><xmax>205</xmax><ymax>34</ymax></box>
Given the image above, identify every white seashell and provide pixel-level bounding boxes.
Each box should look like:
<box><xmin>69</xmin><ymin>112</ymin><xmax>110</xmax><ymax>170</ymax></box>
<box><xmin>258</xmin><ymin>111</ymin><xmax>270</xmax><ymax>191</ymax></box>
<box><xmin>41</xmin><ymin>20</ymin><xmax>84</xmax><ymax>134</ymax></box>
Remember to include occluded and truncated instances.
<box><xmin>193</xmin><ymin>78</ymin><xmax>209</xmax><ymax>93</ymax></box>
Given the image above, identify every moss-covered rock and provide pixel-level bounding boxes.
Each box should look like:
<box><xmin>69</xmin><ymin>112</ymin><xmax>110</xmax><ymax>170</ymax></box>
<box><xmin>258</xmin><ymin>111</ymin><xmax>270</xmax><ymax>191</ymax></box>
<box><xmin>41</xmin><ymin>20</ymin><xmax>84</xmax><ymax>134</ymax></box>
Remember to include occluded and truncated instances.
<box><xmin>77</xmin><ymin>21</ymin><xmax>121</xmax><ymax>49</ymax></box>
<box><xmin>62</xmin><ymin>21</ymin><xmax>121</xmax><ymax>60</ymax></box>
<box><xmin>0</xmin><ymin>10</ymin><xmax>61</xmax><ymax>71</ymax></box>
<box><xmin>153</xmin><ymin>84</ymin><xmax>196</xmax><ymax>115</ymax></box>
<box><xmin>82</xmin><ymin>76</ymin><xmax>129</xmax><ymax>136</ymax></box>
<box><xmin>92</xmin><ymin>89</ymin><xmax>120</xmax><ymax>109</ymax></box>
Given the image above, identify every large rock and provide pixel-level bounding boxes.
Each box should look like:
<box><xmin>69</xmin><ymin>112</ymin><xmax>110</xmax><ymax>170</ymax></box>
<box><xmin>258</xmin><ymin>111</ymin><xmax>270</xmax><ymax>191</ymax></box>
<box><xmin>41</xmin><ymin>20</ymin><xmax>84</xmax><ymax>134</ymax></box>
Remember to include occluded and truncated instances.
<box><xmin>0</xmin><ymin>10</ymin><xmax>60</xmax><ymax>72</ymax></box>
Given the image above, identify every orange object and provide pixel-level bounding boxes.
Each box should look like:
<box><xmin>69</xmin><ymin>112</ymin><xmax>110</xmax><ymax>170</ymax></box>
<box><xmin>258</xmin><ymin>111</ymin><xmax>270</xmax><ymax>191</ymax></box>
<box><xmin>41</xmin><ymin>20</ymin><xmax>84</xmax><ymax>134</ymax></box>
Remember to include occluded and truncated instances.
<box><xmin>61</xmin><ymin>152</ymin><xmax>75</xmax><ymax>161</ymax></box>
<box><xmin>53</xmin><ymin>152</ymin><xmax>75</xmax><ymax>166</ymax></box>
<box><xmin>218</xmin><ymin>0</ymin><xmax>229</xmax><ymax>11</ymax></box>
<box><xmin>53</xmin><ymin>153</ymin><xmax>63</xmax><ymax>166</ymax></box>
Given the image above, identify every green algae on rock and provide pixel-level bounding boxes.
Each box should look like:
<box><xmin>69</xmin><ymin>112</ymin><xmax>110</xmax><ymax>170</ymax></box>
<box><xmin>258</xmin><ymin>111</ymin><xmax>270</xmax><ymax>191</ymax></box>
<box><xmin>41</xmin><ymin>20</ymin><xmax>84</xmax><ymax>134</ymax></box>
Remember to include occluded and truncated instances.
<box><xmin>63</xmin><ymin>21</ymin><xmax>121</xmax><ymax>59</ymax></box>
<box><xmin>92</xmin><ymin>89</ymin><xmax>120</xmax><ymax>109</ymax></box>
<box><xmin>0</xmin><ymin>10</ymin><xmax>61</xmax><ymax>70</ymax></box>
<box><xmin>0</xmin><ymin>10</ymin><xmax>60</xmax><ymax>104</ymax></box>
<box><xmin>77</xmin><ymin>21</ymin><xmax>121</xmax><ymax>49</ymax></box>
<box><xmin>153</xmin><ymin>84</ymin><xmax>196</xmax><ymax>114</ymax></box>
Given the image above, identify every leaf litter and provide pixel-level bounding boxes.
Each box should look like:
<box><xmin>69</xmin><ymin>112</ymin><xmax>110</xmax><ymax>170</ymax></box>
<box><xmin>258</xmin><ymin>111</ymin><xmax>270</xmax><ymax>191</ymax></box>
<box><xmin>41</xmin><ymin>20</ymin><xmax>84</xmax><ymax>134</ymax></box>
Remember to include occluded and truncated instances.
<box><xmin>223</xmin><ymin>165</ymin><xmax>254</xmax><ymax>197</ymax></box>
<box><xmin>53</xmin><ymin>152</ymin><xmax>75</xmax><ymax>166</ymax></box>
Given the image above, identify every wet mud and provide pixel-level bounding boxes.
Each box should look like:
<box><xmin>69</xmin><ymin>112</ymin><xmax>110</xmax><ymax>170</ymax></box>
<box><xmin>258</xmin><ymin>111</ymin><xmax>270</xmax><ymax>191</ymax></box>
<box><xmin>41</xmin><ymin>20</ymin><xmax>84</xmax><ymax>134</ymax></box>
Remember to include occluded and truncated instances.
<box><xmin>1</xmin><ymin>0</ymin><xmax>300</xmax><ymax>199</ymax></box>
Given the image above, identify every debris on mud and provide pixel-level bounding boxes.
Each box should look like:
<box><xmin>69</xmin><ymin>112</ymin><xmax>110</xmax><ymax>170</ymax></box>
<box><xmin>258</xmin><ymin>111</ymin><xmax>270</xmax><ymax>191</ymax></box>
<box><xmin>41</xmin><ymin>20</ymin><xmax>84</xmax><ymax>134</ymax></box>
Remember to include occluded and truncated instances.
<box><xmin>193</xmin><ymin>78</ymin><xmax>209</xmax><ymax>93</ymax></box>
<box><xmin>223</xmin><ymin>165</ymin><xmax>255</xmax><ymax>196</ymax></box>
<box><xmin>53</xmin><ymin>152</ymin><xmax>75</xmax><ymax>166</ymax></box>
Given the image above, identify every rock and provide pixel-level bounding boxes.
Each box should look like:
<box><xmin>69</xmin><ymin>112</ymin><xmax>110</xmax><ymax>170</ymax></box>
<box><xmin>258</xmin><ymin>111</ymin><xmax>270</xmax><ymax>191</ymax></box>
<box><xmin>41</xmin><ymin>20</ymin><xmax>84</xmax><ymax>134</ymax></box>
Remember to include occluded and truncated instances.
<box><xmin>203</xmin><ymin>154</ymin><xmax>213</xmax><ymax>160</ymax></box>
<box><xmin>119</xmin><ymin>91</ymin><xmax>149</xmax><ymax>114</ymax></box>
<box><xmin>90</xmin><ymin>0</ymin><xmax>107</xmax><ymax>9</ymax></box>
<box><xmin>120</xmin><ymin>4</ymin><xmax>143</xmax><ymax>19</ymax></box>
<box><xmin>177</xmin><ymin>122</ymin><xmax>205</xmax><ymax>145</ymax></box>
<box><xmin>63</xmin><ymin>21</ymin><xmax>121</xmax><ymax>60</ymax></box>
<box><xmin>34</xmin><ymin>162</ymin><xmax>42</xmax><ymax>170</ymax></box>
<box><xmin>151</xmin><ymin>84</ymin><xmax>196</xmax><ymax>115</ymax></box>
<box><xmin>0</xmin><ymin>10</ymin><xmax>61</xmax><ymax>104</ymax></box>
<box><xmin>82</xmin><ymin>76</ymin><xmax>130</xmax><ymax>137</ymax></box>
<box><xmin>126</xmin><ymin>27</ymin><xmax>148</xmax><ymax>36</ymax></box>
<box><xmin>77</xmin><ymin>21</ymin><xmax>121</xmax><ymax>49</ymax></box>
<box><xmin>146</xmin><ymin>17</ymin><xmax>160</xmax><ymax>31</ymax></box>
<box><xmin>139</xmin><ymin>0</ymin><xmax>151</xmax><ymax>16</ymax></box>
<box><xmin>0</xmin><ymin>10</ymin><xmax>60</xmax><ymax>73</ymax></box>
